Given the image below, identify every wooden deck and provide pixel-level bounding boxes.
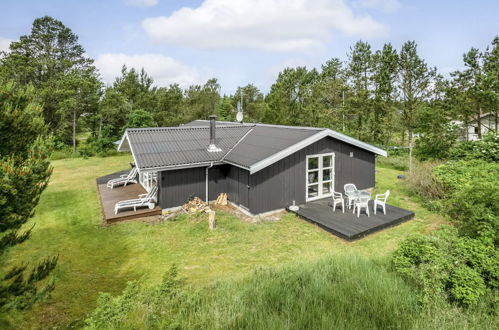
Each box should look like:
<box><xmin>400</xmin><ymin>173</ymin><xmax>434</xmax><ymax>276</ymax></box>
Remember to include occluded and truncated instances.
<box><xmin>288</xmin><ymin>198</ymin><xmax>414</xmax><ymax>241</ymax></box>
<box><xmin>96</xmin><ymin>170</ymin><xmax>161</xmax><ymax>223</ymax></box>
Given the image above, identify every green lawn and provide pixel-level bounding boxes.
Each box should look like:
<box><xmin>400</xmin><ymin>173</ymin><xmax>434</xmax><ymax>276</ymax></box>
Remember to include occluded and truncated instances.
<box><xmin>3</xmin><ymin>155</ymin><xmax>446</xmax><ymax>328</ymax></box>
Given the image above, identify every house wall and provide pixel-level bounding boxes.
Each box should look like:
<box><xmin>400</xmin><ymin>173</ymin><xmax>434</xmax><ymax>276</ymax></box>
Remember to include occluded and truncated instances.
<box><xmin>158</xmin><ymin>165</ymin><xmax>250</xmax><ymax>209</ymax></box>
<box><xmin>248</xmin><ymin>136</ymin><xmax>375</xmax><ymax>214</ymax></box>
<box><xmin>454</xmin><ymin>114</ymin><xmax>498</xmax><ymax>141</ymax></box>
<box><xmin>158</xmin><ymin>136</ymin><xmax>375</xmax><ymax>214</ymax></box>
<box><xmin>158</xmin><ymin>167</ymin><xmax>205</xmax><ymax>208</ymax></box>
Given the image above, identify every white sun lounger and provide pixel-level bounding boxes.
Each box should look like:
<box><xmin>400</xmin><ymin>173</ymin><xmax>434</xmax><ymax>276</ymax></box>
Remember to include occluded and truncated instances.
<box><xmin>106</xmin><ymin>167</ymin><xmax>138</xmax><ymax>189</ymax></box>
<box><xmin>114</xmin><ymin>185</ymin><xmax>157</xmax><ymax>214</ymax></box>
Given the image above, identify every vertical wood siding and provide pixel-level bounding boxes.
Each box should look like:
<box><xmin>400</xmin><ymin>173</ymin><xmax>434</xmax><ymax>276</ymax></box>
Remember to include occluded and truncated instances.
<box><xmin>158</xmin><ymin>136</ymin><xmax>375</xmax><ymax>213</ymax></box>
<box><xmin>159</xmin><ymin>167</ymin><xmax>205</xmax><ymax>208</ymax></box>
<box><xmin>159</xmin><ymin>165</ymin><xmax>251</xmax><ymax>209</ymax></box>
<box><xmin>248</xmin><ymin>136</ymin><xmax>375</xmax><ymax>214</ymax></box>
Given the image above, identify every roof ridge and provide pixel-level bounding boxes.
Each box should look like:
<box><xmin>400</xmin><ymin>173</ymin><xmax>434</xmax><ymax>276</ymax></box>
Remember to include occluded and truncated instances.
<box><xmin>126</xmin><ymin>125</ymin><xmax>255</xmax><ymax>133</ymax></box>
<box><xmin>190</xmin><ymin>119</ymin><xmax>324</xmax><ymax>131</ymax></box>
<box><xmin>221</xmin><ymin>126</ymin><xmax>255</xmax><ymax>161</ymax></box>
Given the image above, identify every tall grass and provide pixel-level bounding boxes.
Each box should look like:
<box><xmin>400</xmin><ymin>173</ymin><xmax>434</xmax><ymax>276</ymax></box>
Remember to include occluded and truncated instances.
<box><xmin>406</xmin><ymin>161</ymin><xmax>446</xmax><ymax>200</ymax></box>
<box><xmin>87</xmin><ymin>255</ymin><xmax>420</xmax><ymax>329</ymax></box>
<box><xmin>87</xmin><ymin>254</ymin><xmax>497</xmax><ymax>329</ymax></box>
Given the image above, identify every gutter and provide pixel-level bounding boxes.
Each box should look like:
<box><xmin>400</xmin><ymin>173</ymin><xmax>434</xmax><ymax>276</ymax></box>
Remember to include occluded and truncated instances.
<box><xmin>205</xmin><ymin>162</ymin><xmax>214</xmax><ymax>202</ymax></box>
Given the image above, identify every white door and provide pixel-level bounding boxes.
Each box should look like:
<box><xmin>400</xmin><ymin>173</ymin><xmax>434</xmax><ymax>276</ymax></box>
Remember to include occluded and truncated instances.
<box><xmin>306</xmin><ymin>153</ymin><xmax>335</xmax><ymax>202</ymax></box>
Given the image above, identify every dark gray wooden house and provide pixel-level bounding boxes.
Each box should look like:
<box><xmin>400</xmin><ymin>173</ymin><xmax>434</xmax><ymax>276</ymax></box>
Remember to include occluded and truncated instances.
<box><xmin>117</xmin><ymin>116</ymin><xmax>387</xmax><ymax>215</ymax></box>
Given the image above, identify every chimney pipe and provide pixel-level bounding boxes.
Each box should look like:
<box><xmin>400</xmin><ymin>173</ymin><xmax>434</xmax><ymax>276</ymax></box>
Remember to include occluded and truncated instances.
<box><xmin>207</xmin><ymin>115</ymin><xmax>221</xmax><ymax>152</ymax></box>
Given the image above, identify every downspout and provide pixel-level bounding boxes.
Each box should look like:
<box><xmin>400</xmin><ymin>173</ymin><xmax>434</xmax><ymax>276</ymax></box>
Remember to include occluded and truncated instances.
<box><xmin>206</xmin><ymin>162</ymin><xmax>214</xmax><ymax>203</ymax></box>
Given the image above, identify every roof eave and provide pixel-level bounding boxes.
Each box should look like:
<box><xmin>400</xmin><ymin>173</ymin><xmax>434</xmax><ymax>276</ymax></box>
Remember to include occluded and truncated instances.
<box><xmin>139</xmin><ymin>161</ymin><xmax>225</xmax><ymax>172</ymax></box>
<box><xmin>248</xmin><ymin>129</ymin><xmax>387</xmax><ymax>174</ymax></box>
<box><xmin>325</xmin><ymin>129</ymin><xmax>387</xmax><ymax>157</ymax></box>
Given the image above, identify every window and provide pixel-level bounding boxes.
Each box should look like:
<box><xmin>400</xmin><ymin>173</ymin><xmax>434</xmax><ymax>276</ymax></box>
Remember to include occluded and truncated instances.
<box><xmin>306</xmin><ymin>153</ymin><xmax>335</xmax><ymax>201</ymax></box>
<box><xmin>139</xmin><ymin>171</ymin><xmax>158</xmax><ymax>192</ymax></box>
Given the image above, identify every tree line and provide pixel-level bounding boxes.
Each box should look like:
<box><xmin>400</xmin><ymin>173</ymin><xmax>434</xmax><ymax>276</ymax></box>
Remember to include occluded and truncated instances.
<box><xmin>1</xmin><ymin>16</ymin><xmax>497</xmax><ymax>158</ymax></box>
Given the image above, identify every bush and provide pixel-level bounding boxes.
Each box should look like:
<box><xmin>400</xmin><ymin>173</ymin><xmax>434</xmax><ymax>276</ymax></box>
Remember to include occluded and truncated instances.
<box><xmin>449</xmin><ymin>265</ymin><xmax>486</xmax><ymax>306</ymax></box>
<box><xmin>448</xmin><ymin>132</ymin><xmax>499</xmax><ymax>162</ymax></box>
<box><xmin>434</xmin><ymin>160</ymin><xmax>499</xmax><ymax>243</ymax></box>
<box><xmin>398</xmin><ymin>158</ymin><xmax>499</xmax><ymax>308</ymax></box>
<box><xmin>392</xmin><ymin>227</ymin><xmax>497</xmax><ymax>307</ymax></box>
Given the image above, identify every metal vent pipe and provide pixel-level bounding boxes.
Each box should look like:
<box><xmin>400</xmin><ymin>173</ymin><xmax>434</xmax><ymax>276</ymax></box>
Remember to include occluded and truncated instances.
<box><xmin>209</xmin><ymin>115</ymin><xmax>216</xmax><ymax>146</ymax></box>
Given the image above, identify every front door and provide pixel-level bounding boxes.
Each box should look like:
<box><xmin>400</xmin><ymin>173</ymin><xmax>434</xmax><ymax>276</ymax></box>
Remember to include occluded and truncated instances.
<box><xmin>306</xmin><ymin>153</ymin><xmax>335</xmax><ymax>202</ymax></box>
<box><xmin>238</xmin><ymin>169</ymin><xmax>249</xmax><ymax>209</ymax></box>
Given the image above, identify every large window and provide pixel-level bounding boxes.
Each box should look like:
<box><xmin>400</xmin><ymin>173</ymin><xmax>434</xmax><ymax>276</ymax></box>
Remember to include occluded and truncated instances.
<box><xmin>306</xmin><ymin>153</ymin><xmax>335</xmax><ymax>201</ymax></box>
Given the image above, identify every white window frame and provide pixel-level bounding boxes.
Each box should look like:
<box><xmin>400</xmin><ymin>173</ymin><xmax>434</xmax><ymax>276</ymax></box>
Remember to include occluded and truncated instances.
<box><xmin>139</xmin><ymin>170</ymin><xmax>158</xmax><ymax>192</ymax></box>
<box><xmin>306</xmin><ymin>153</ymin><xmax>335</xmax><ymax>202</ymax></box>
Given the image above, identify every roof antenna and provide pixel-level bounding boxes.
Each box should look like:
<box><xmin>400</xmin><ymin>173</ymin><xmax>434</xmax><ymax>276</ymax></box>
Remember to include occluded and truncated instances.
<box><xmin>236</xmin><ymin>88</ymin><xmax>244</xmax><ymax>123</ymax></box>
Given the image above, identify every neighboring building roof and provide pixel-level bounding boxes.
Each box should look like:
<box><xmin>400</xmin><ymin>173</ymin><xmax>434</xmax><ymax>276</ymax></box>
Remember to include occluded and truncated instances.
<box><xmin>118</xmin><ymin>120</ymin><xmax>387</xmax><ymax>173</ymax></box>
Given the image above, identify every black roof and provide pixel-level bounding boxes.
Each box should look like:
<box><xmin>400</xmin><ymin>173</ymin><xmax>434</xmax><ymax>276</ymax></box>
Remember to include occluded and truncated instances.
<box><xmin>118</xmin><ymin>120</ymin><xmax>386</xmax><ymax>173</ymax></box>
<box><xmin>223</xmin><ymin>125</ymin><xmax>317</xmax><ymax>167</ymax></box>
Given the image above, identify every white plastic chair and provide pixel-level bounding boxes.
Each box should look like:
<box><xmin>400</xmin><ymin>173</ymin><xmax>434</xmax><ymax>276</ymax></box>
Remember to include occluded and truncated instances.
<box><xmin>374</xmin><ymin>190</ymin><xmax>390</xmax><ymax>215</ymax></box>
<box><xmin>114</xmin><ymin>186</ymin><xmax>157</xmax><ymax>214</ymax></box>
<box><xmin>107</xmin><ymin>167</ymin><xmax>138</xmax><ymax>189</ymax></box>
<box><xmin>331</xmin><ymin>192</ymin><xmax>344</xmax><ymax>213</ymax></box>
<box><xmin>344</xmin><ymin>183</ymin><xmax>357</xmax><ymax>209</ymax></box>
<box><xmin>353</xmin><ymin>195</ymin><xmax>370</xmax><ymax>217</ymax></box>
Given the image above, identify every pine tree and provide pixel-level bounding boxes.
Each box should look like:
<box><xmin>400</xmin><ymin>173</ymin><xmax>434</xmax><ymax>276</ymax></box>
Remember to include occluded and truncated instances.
<box><xmin>0</xmin><ymin>81</ymin><xmax>57</xmax><ymax>311</ymax></box>
<box><xmin>397</xmin><ymin>41</ymin><xmax>436</xmax><ymax>170</ymax></box>
<box><xmin>346</xmin><ymin>41</ymin><xmax>373</xmax><ymax>140</ymax></box>
<box><xmin>371</xmin><ymin>43</ymin><xmax>398</xmax><ymax>144</ymax></box>
<box><xmin>0</xmin><ymin>16</ymin><xmax>100</xmax><ymax>145</ymax></box>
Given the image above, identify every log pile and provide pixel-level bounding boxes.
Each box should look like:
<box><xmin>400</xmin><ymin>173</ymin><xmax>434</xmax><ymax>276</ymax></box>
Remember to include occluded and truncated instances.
<box><xmin>214</xmin><ymin>193</ymin><xmax>228</xmax><ymax>206</ymax></box>
<box><xmin>182</xmin><ymin>197</ymin><xmax>210</xmax><ymax>214</ymax></box>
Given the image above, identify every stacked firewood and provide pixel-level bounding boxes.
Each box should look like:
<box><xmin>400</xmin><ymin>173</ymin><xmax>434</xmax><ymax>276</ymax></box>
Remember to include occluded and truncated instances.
<box><xmin>214</xmin><ymin>193</ymin><xmax>228</xmax><ymax>205</ymax></box>
<box><xmin>182</xmin><ymin>197</ymin><xmax>210</xmax><ymax>214</ymax></box>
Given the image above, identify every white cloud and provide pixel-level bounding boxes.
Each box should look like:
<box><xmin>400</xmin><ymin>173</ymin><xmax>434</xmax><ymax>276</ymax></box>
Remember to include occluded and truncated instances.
<box><xmin>0</xmin><ymin>37</ymin><xmax>13</xmax><ymax>53</ymax></box>
<box><xmin>142</xmin><ymin>0</ymin><xmax>388</xmax><ymax>52</ymax></box>
<box><xmin>95</xmin><ymin>53</ymin><xmax>198</xmax><ymax>87</ymax></box>
<box><xmin>127</xmin><ymin>0</ymin><xmax>158</xmax><ymax>8</ymax></box>
<box><xmin>351</xmin><ymin>0</ymin><xmax>401</xmax><ymax>12</ymax></box>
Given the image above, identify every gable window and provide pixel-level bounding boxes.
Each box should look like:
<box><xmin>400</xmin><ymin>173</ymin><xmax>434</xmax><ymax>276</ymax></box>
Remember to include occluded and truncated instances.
<box><xmin>306</xmin><ymin>153</ymin><xmax>335</xmax><ymax>202</ymax></box>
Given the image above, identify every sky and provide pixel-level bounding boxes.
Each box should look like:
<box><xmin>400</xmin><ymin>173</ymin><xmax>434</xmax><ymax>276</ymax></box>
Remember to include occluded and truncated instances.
<box><xmin>0</xmin><ymin>0</ymin><xmax>498</xmax><ymax>94</ymax></box>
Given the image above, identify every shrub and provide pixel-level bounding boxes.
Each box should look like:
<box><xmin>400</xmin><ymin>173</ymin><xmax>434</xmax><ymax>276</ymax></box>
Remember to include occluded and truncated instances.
<box><xmin>434</xmin><ymin>160</ymin><xmax>499</xmax><ymax>243</ymax></box>
<box><xmin>397</xmin><ymin>159</ymin><xmax>499</xmax><ymax>307</ymax></box>
<box><xmin>449</xmin><ymin>265</ymin><xmax>486</xmax><ymax>306</ymax></box>
<box><xmin>448</xmin><ymin>132</ymin><xmax>499</xmax><ymax>162</ymax></box>
<box><xmin>392</xmin><ymin>227</ymin><xmax>497</xmax><ymax>307</ymax></box>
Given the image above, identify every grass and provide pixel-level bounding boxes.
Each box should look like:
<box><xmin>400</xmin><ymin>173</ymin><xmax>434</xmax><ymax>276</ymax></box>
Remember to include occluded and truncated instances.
<box><xmin>2</xmin><ymin>155</ymin><xmax>447</xmax><ymax>328</ymax></box>
<box><xmin>86</xmin><ymin>255</ymin><xmax>421</xmax><ymax>329</ymax></box>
